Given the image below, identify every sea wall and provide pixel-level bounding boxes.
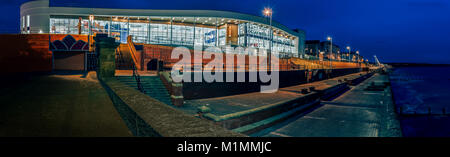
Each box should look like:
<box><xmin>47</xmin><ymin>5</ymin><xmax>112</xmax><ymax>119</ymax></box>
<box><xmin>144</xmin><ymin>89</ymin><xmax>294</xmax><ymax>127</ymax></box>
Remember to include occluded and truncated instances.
<box><xmin>183</xmin><ymin>68</ymin><xmax>361</xmax><ymax>100</ymax></box>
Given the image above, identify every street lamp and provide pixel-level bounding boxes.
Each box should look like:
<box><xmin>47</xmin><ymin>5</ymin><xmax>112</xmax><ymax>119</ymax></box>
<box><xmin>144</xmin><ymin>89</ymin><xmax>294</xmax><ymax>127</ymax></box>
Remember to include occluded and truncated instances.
<box><xmin>89</xmin><ymin>15</ymin><xmax>94</xmax><ymax>35</ymax></box>
<box><xmin>346</xmin><ymin>46</ymin><xmax>351</xmax><ymax>62</ymax></box>
<box><xmin>263</xmin><ymin>7</ymin><xmax>273</xmax><ymax>69</ymax></box>
<box><xmin>327</xmin><ymin>36</ymin><xmax>333</xmax><ymax>69</ymax></box>
<box><xmin>356</xmin><ymin>51</ymin><xmax>360</xmax><ymax>63</ymax></box>
<box><xmin>263</xmin><ymin>8</ymin><xmax>273</xmax><ymax>52</ymax></box>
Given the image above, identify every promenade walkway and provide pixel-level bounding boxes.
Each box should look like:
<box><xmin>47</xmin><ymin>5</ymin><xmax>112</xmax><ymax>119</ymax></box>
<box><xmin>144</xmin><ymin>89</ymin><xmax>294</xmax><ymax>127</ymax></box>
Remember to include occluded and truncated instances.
<box><xmin>261</xmin><ymin>73</ymin><xmax>402</xmax><ymax>137</ymax></box>
<box><xmin>0</xmin><ymin>73</ymin><xmax>132</xmax><ymax>137</ymax></box>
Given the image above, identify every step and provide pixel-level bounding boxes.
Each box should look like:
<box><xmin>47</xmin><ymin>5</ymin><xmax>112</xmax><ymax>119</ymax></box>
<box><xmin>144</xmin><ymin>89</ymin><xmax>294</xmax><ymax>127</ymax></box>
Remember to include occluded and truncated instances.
<box><xmin>146</xmin><ymin>92</ymin><xmax>170</xmax><ymax>95</ymax></box>
<box><xmin>203</xmin><ymin>92</ymin><xmax>321</xmax><ymax>133</ymax></box>
<box><xmin>232</xmin><ymin>99</ymin><xmax>319</xmax><ymax>135</ymax></box>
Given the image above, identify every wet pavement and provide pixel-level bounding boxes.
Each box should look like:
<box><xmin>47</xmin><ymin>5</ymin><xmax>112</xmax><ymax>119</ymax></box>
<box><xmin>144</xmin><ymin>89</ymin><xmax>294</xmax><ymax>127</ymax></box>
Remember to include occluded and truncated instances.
<box><xmin>258</xmin><ymin>73</ymin><xmax>402</xmax><ymax>137</ymax></box>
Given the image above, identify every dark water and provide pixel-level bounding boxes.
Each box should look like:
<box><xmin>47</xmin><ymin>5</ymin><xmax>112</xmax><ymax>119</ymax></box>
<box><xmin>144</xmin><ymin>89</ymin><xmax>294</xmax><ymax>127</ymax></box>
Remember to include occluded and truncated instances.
<box><xmin>390</xmin><ymin>66</ymin><xmax>450</xmax><ymax>137</ymax></box>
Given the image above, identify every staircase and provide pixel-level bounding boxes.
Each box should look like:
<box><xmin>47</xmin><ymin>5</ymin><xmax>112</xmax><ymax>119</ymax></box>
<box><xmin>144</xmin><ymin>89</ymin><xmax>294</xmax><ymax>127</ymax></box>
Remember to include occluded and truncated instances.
<box><xmin>116</xmin><ymin>76</ymin><xmax>173</xmax><ymax>106</ymax></box>
<box><xmin>116</xmin><ymin>44</ymin><xmax>134</xmax><ymax>70</ymax></box>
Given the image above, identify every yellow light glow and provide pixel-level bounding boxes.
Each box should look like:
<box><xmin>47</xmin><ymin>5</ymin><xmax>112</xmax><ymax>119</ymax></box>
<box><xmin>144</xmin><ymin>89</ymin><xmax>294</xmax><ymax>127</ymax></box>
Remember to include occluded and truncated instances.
<box><xmin>263</xmin><ymin>8</ymin><xmax>273</xmax><ymax>17</ymax></box>
<box><xmin>89</xmin><ymin>15</ymin><xmax>94</xmax><ymax>22</ymax></box>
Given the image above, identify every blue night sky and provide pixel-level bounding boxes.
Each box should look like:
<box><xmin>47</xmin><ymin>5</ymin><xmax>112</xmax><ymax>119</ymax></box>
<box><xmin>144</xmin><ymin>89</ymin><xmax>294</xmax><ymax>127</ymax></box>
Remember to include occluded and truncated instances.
<box><xmin>1</xmin><ymin>0</ymin><xmax>449</xmax><ymax>64</ymax></box>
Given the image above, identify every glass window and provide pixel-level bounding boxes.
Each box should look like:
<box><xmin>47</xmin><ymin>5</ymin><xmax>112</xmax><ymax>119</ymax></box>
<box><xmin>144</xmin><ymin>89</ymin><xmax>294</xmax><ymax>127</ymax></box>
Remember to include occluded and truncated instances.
<box><xmin>111</xmin><ymin>17</ymin><xmax>128</xmax><ymax>43</ymax></box>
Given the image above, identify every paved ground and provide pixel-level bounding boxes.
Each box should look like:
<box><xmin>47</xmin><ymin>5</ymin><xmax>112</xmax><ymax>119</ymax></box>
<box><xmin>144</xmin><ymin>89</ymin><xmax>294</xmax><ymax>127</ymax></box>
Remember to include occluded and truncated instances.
<box><xmin>0</xmin><ymin>73</ymin><xmax>133</xmax><ymax>137</ymax></box>
<box><xmin>181</xmin><ymin>72</ymin><xmax>368</xmax><ymax>116</ymax></box>
<box><xmin>260</xmin><ymin>73</ymin><xmax>402</xmax><ymax>137</ymax></box>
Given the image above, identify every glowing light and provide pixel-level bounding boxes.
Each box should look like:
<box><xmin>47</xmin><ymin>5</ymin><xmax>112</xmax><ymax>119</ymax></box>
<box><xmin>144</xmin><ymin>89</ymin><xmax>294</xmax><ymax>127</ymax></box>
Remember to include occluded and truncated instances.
<box><xmin>263</xmin><ymin>8</ymin><xmax>273</xmax><ymax>17</ymax></box>
<box><xmin>89</xmin><ymin>15</ymin><xmax>94</xmax><ymax>22</ymax></box>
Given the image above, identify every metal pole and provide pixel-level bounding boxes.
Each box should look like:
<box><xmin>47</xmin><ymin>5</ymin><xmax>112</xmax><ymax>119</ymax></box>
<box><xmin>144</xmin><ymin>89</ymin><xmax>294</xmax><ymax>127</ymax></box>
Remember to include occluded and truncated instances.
<box><xmin>269</xmin><ymin>13</ymin><xmax>272</xmax><ymax>70</ymax></box>
<box><xmin>329</xmin><ymin>39</ymin><xmax>332</xmax><ymax>69</ymax></box>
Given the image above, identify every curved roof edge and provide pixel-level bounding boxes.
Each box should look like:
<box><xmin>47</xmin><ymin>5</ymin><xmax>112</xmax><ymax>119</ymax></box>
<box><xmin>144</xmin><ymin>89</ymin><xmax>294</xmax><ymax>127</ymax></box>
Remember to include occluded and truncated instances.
<box><xmin>21</xmin><ymin>0</ymin><xmax>304</xmax><ymax>37</ymax></box>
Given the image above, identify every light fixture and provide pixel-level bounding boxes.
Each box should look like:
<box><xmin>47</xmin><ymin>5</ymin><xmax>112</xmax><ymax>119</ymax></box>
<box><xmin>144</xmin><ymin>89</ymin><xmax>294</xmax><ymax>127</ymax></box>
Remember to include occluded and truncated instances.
<box><xmin>89</xmin><ymin>14</ymin><xmax>94</xmax><ymax>22</ymax></box>
<box><xmin>263</xmin><ymin>8</ymin><xmax>273</xmax><ymax>17</ymax></box>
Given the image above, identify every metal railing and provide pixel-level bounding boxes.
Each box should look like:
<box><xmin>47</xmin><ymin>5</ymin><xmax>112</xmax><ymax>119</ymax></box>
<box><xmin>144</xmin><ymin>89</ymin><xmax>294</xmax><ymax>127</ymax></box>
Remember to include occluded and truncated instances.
<box><xmin>126</xmin><ymin>36</ymin><xmax>145</xmax><ymax>93</ymax></box>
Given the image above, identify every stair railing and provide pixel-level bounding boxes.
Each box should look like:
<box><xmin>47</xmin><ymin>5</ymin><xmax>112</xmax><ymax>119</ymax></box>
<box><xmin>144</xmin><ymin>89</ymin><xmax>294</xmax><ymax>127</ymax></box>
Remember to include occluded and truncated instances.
<box><xmin>126</xmin><ymin>36</ymin><xmax>145</xmax><ymax>93</ymax></box>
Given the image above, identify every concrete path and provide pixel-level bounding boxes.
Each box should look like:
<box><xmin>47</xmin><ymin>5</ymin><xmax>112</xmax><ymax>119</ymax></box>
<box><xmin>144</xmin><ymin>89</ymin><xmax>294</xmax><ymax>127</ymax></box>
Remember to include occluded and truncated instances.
<box><xmin>0</xmin><ymin>74</ymin><xmax>133</xmax><ymax>137</ymax></box>
<box><xmin>262</xmin><ymin>73</ymin><xmax>402</xmax><ymax>137</ymax></box>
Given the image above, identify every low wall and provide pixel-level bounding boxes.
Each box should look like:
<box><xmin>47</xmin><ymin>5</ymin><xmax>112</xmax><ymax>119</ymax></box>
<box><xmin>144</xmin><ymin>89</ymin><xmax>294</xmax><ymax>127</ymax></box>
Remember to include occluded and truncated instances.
<box><xmin>183</xmin><ymin>68</ymin><xmax>361</xmax><ymax>100</ymax></box>
<box><xmin>183</xmin><ymin>70</ymin><xmax>308</xmax><ymax>100</ymax></box>
<box><xmin>100</xmin><ymin>78</ymin><xmax>244</xmax><ymax>137</ymax></box>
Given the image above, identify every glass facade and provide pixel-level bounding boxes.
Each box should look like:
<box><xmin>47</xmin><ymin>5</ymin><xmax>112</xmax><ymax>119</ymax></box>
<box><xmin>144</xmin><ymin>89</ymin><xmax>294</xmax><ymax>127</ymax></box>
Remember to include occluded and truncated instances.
<box><xmin>49</xmin><ymin>15</ymin><xmax>298</xmax><ymax>55</ymax></box>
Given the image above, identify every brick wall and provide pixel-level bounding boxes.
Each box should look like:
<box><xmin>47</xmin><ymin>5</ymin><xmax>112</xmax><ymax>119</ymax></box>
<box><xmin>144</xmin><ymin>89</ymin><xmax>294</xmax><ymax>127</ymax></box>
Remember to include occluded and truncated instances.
<box><xmin>0</xmin><ymin>34</ymin><xmax>89</xmax><ymax>74</ymax></box>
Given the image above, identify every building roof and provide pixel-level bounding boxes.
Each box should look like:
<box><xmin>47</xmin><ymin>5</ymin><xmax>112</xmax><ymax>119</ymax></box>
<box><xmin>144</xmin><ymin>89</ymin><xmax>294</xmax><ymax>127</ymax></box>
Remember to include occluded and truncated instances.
<box><xmin>21</xmin><ymin>0</ymin><xmax>304</xmax><ymax>37</ymax></box>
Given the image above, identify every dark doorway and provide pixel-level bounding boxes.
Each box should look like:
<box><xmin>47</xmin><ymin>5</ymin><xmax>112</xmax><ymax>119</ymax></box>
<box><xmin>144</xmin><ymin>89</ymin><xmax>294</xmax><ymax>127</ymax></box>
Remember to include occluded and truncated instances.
<box><xmin>147</xmin><ymin>59</ymin><xmax>158</xmax><ymax>71</ymax></box>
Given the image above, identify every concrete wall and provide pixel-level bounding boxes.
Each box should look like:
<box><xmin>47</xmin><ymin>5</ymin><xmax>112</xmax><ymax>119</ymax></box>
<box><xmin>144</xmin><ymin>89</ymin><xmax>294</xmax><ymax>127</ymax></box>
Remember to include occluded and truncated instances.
<box><xmin>182</xmin><ymin>70</ymin><xmax>308</xmax><ymax>100</ymax></box>
<box><xmin>183</xmin><ymin>68</ymin><xmax>361</xmax><ymax>100</ymax></box>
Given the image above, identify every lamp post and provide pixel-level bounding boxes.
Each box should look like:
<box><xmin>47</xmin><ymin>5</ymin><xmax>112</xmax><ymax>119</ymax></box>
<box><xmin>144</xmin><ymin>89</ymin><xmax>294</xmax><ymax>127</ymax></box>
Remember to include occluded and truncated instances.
<box><xmin>338</xmin><ymin>51</ymin><xmax>340</xmax><ymax>61</ymax></box>
<box><xmin>263</xmin><ymin>7</ymin><xmax>273</xmax><ymax>70</ymax></box>
<box><xmin>356</xmin><ymin>51</ymin><xmax>359</xmax><ymax>63</ymax></box>
<box><xmin>327</xmin><ymin>36</ymin><xmax>332</xmax><ymax>69</ymax></box>
<box><xmin>89</xmin><ymin>15</ymin><xmax>94</xmax><ymax>35</ymax></box>
<box><xmin>356</xmin><ymin>50</ymin><xmax>360</xmax><ymax>68</ymax></box>
<box><xmin>89</xmin><ymin>14</ymin><xmax>94</xmax><ymax>52</ymax></box>
<box><xmin>346</xmin><ymin>46</ymin><xmax>351</xmax><ymax>62</ymax></box>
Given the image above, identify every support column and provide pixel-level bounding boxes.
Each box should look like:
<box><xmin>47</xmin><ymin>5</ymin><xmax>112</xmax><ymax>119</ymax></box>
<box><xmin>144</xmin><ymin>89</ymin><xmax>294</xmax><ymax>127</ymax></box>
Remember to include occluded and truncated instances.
<box><xmin>95</xmin><ymin>35</ymin><xmax>119</xmax><ymax>79</ymax></box>
<box><xmin>193</xmin><ymin>17</ymin><xmax>196</xmax><ymax>47</ymax></box>
<box><xmin>170</xmin><ymin>17</ymin><xmax>173</xmax><ymax>45</ymax></box>
<box><xmin>148</xmin><ymin>16</ymin><xmax>151</xmax><ymax>44</ymax></box>
<box><xmin>108</xmin><ymin>16</ymin><xmax>112</xmax><ymax>37</ymax></box>
<box><xmin>127</xmin><ymin>16</ymin><xmax>130</xmax><ymax>40</ymax></box>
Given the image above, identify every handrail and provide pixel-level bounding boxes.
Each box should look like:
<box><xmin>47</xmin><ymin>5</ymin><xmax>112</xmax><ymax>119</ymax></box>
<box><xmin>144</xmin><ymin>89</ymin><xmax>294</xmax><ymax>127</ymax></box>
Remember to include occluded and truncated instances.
<box><xmin>126</xmin><ymin>36</ymin><xmax>145</xmax><ymax>93</ymax></box>
<box><xmin>127</xmin><ymin>36</ymin><xmax>141</xmax><ymax>70</ymax></box>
